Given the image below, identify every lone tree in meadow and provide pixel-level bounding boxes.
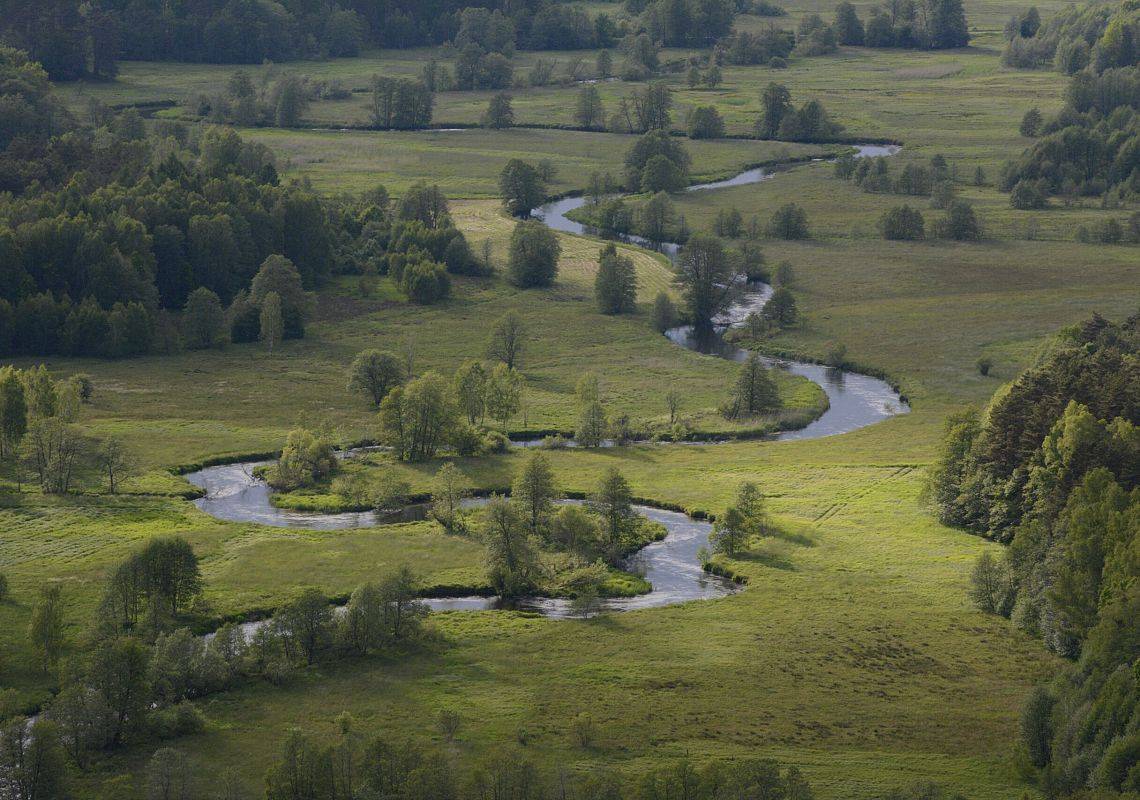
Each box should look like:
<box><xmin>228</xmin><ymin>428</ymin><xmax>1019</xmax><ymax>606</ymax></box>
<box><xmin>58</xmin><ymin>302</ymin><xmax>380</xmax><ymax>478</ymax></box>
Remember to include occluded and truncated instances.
<box><xmin>756</xmin><ymin>82</ymin><xmax>792</xmax><ymax>139</ymax></box>
<box><xmin>574</xmin><ymin>85</ymin><xmax>605</xmax><ymax>130</ymax></box>
<box><xmin>507</xmin><ymin>220</ymin><xmax>561</xmax><ymax>288</ymax></box>
<box><xmin>767</xmin><ymin>203</ymin><xmax>810</xmax><ymax>239</ymax></box>
<box><xmin>594</xmin><ymin>243</ymin><xmax>638</xmax><ymax>314</ymax></box>
<box><xmin>687</xmin><ymin>106</ymin><xmax>726</xmax><ymax>140</ymax></box>
<box><xmin>575</xmin><ymin>373</ymin><xmax>608</xmax><ymax>447</ymax></box>
<box><xmin>483</xmin><ymin>92</ymin><xmax>515</xmax><ymax>128</ymax></box>
<box><xmin>499</xmin><ymin>159</ymin><xmax>546</xmax><ymax>217</ymax></box>
<box><xmin>878</xmin><ymin>205</ymin><xmax>926</xmax><ymax>240</ymax></box>
<box><xmin>710</xmin><ymin>482</ymin><xmax>769</xmax><ymax>557</ymax></box>
<box><xmin>347</xmin><ymin>349</ymin><xmax>405</xmax><ymax>406</ymax></box>
<box><xmin>763</xmin><ymin>287</ymin><xmax>798</xmax><ymax>327</ymax></box>
<box><xmin>932</xmin><ymin>200</ymin><xmax>983</xmax><ymax>241</ymax></box>
<box><xmin>725</xmin><ymin>354</ymin><xmax>781</xmax><ymax>418</ymax></box>
<box><xmin>486</xmin><ymin>311</ymin><xmax>526</xmax><ymax>370</ymax></box>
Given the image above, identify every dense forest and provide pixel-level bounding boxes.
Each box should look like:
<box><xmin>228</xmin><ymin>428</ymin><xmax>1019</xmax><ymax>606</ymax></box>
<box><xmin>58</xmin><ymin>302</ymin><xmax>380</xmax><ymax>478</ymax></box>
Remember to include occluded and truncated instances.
<box><xmin>0</xmin><ymin>0</ymin><xmax>976</xmax><ymax>81</ymax></box>
<box><xmin>998</xmin><ymin>0</ymin><xmax>1139</xmax><ymax>207</ymax></box>
<box><xmin>1003</xmin><ymin>0</ymin><xmax>1139</xmax><ymax>73</ymax></box>
<box><xmin>0</xmin><ymin>47</ymin><xmax>483</xmax><ymax>358</ymax></box>
<box><xmin>1001</xmin><ymin>64</ymin><xmax>1139</xmax><ymax>203</ymax></box>
<box><xmin>0</xmin><ymin>0</ymin><xmax>625</xmax><ymax>76</ymax></box>
<box><xmin>930</xmin><ymin>314</ymin><xmax>1139</xmax><ymax>793</ymax></box>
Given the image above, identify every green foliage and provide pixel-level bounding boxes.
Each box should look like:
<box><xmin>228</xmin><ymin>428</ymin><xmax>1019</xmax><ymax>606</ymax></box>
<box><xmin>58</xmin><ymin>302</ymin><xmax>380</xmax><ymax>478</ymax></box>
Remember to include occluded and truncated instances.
<box><xmin>711</xmin><ymin>481</ymin><xmax>770</xmax><ymax>557</ymax></box>
<box><xmin>1000</xmin><ymin>67</ymin><xmax>1140</xmax><ymax>201</ymax></box>
<box><xmin>28</xmin><ymin>584</ymin><xmax>65</xmax><ymax>672</ymax></box>
<box><xmin>401</xmin><ymin>258</ymin><xmax>451</xmax><ymax>305</ymax></box>
<box><xmin>512</xmin><ymin>451</ymin><xmax>559</xmax><ymax>535</ymax></box>
<box><xmin>378</xmin><ymin>372</ymin><xmax>460</xmax><ymax>461</ymax></box>
<box><xmin>507</xmin><ymin>221</ymin><xmax>561</xmax><ymax>288</ymax></box>
<box><xmin>259</xmin><ymin>292</ymin><xmax>284</xmax><ymax>351</ymax></box>
<box><xmin>0</xmin><ymin>718</ymin><xmax>69</xmax><ymax>800</ymax></box>
<box><xmin>767</xmin><ymin>203</ymin><xmax>810</xmax><ymax>240</ymax></box>
<box><xmin>931</xmin><ymin>201</ymin><xmax>982</xmax><ymax>241</ymax></box>
<box><xmin>499</xmin><ymin>160</ymin><xmax>546</xmax><ymax>218</ymax></box>
<box><xmin>182</xmin><ymin>288</ymin><xmax>228</xmax><ymax>351</ymax></box>
<box><xmin>483</xmin><ymin>92</ymin><xmax>515</xmax><ymax>129</ymax></box>
<box><xmin>482</xmin><ymin>496</ymin><xmax>539</xmax><ymax>597</ymax></box>
<box><xmin>879</xmin><ymin>205</ymin><xmax>926</xmax><ymax>240</ymax></box>
<box><xmin>725</xmin><ymin>355</ymin><xmax>781</xmax><ymax>419</ymax></box>
<box><xmin>575</xmin><ymin>374</ymin><xmax>609</xmax><ymax>448</ymax></box>
<box><xmin>651</xmin><ymin>291</ymin><xmax>678</xmax><ymax>333</ymax></box>
<box><xmin>102</xmin><ymin>536</ymin><xmax>203</xmax><ymax>636</ymax></box>
<box><xmin>625</xmin><ymin>130</ymin><xmax>691</xmax><ymax>191</ymax></box>
<box><xmin>347</xmin><ymin>350</ymin><xmax>405</xmax><ymax>406</ymax></box>
<box><xmin>370</xmin><ymin>76</ymin><xmax>434</xmax><ymax>130</ymax></box>
<box><xmin>756</xmin><ymin>84</ymin><xmax>844</xmax><ymax>142</ymax></box>
<box><xmin>589</xmin><ymin>467</ymin><xmax>635</xmax><ymax>561</ymax></box>
<box><xmin>594</xmin><ymin>244</ymin><xmax>638</xmax><ymax>315</ymax></box>
<box><xmin>278</xmin><ymin>587</ymin><xmax>335</xmax><ymax>665</ymax></box>
<box><xmin>676</xmin><ymin>233</ymin><xmax>736</xmax><ymax>326</ymax></box>
<box><xmin>687</xmin><ymin>106</ymin><xmax>726</xmax><ymax>140</ymax></box>
<box><xmin>486</xmin><ymin>311</ymin><xmax>526</xmax><ymax>370</ymax></box>
<box><xmin>431</xmin><ymin>462</ymin><xmax>472</xmax><ymax>534</ymax></box>
<box><xmin>397</xmin><ymin>183</ymin><xmax>451</xmax><ymax>229</ymax></box>
<box><xmin>763</xmin><ymin>287</ymin><xmax>798</xmax><ymax>328</ymax></box>
<box><xmin>270</xmin><ymin>429</ymin><xmax>338</xmax><ymax>491</ymax></box>
<box><xmin>714</xmin><ymin>208</ymin><xmax>744</xmax><ymax>239</ymax></box>
<box><xmin>835</xmin><ymin>3</ymin><xmax>866</xmax><ymax>45</ymax></box>
<box><xmin>930</xmin><ymin>316</ymin><xmax>1140</xmax><ymax>789</ymax></box>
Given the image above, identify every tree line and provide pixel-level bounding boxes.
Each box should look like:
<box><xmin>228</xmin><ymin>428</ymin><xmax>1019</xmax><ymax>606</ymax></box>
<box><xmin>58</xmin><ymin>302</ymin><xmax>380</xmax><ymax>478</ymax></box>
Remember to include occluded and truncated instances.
<box><xmin>1000</xmin><ymin>65</ymin><xmax>1140</xmax><ymax>205</ymax></box>
<box><xmin>835</xmin><ymin>153</ymin><xmax>984</xmax><ymax>241</ymax></box>
<box><xmin>928</xmin><ymin>313</ymin><xmax>1139</xmax><ymax>796</ymax></box>
<box><xmin>71</xmin><ymin>730</ymin><xmax>819</xmax><ymax>800</ymax></box>
<box><xmin>0</xmin><ymin>0</ymin><xmax>630</xmax><ymax>79</ymax></box>
<box><xmin>1002</xmin><ymin>0</ymin><xmax>1138</xmax><ymax>74</ymax></box>
<box><xmin>0</xmin><ymin>48</ymin><xmax>490</xmax><ymax>357</ymax></box>
<box><xmin>828</xmin><ymin>0</ymin><xmax>970</xmax><ymax>50</ymax></box>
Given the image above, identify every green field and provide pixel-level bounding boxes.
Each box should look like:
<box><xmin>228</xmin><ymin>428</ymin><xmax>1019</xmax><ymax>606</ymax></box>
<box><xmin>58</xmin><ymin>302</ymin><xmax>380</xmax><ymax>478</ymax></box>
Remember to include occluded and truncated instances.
<box><xmin>6</xmin><ymin>4</ymin><xmax>1138</xmax><ymax>798</ymax></box>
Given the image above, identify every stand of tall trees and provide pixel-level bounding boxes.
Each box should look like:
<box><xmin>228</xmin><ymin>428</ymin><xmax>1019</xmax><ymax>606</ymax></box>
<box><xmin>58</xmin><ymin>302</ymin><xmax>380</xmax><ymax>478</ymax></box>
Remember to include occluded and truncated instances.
<box><xmin>0</xmin><ymin>49</ymin><xmax>479</xmax><ymax>358</ymax></box>
<box><xmin>1000</xmin><ymin>66</ymin><xmax>1140</xmax><ymax>202</ymax></box>
<box><xmin>1002</xmin><ymin>0</ymin><xmax>1139</xmax><ymax>73</ymax></box>
<box><xmin>0</xmin><ymin>0</ymin><xmax>627</xmax><ymax>75</ymax></box>
<box><xmin>930</xmin><ymin>314</ymin><xmax>1139</xmax><ymax>795</ymax></box>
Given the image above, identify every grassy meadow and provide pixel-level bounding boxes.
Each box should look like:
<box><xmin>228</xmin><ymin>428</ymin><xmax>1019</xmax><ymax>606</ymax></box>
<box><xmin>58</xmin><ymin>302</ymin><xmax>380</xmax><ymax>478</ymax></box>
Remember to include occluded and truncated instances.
<box><xmin>5</xmin><ymin>2</ymin><xmax>1138</xmax><ymax>798</ymax></box>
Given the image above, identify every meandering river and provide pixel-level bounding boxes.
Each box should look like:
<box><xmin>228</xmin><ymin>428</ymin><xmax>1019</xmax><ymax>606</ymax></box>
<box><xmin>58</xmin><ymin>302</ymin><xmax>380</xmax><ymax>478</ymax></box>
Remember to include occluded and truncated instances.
<box><xmin>185</xmin><ymin>143</ymin><xmax>907</xmax><ymax>618</ymax></box>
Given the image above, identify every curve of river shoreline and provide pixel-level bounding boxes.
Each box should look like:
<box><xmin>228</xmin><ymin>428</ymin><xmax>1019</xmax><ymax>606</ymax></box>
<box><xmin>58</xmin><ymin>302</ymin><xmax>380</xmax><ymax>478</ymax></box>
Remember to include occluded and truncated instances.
<box><xmin>185</xmin><ymin>144</ymin><xmax>908</xmax><ymax>619</ymax></box>
<box><xmin>531</xmin><ymin>143</ymin><xmax>908</xmax><ymax>442</ymax></box>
